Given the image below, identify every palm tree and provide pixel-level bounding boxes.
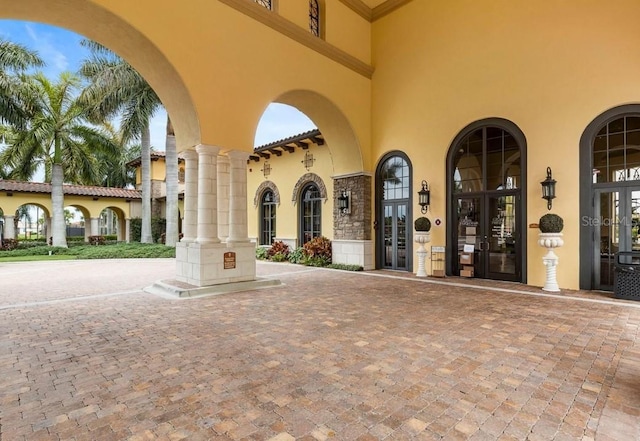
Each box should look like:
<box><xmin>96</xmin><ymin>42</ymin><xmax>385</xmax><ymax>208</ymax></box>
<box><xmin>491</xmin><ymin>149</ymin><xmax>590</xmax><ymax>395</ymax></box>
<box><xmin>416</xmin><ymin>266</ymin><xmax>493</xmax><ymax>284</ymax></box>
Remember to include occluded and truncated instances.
<box><xmin>96</xmin><ymin>122</ymin><xmax>138</xmax><ymax>188</ymax></box>
<box><xmin>164</xmin><ymin>117</ymin><xmax>179</xmax><ymax>247</ymax></box>
<box><xmin>0</xmin><ymin>72</ymin><xmax>119</xmax><ymax>247</ymax></box>
<box><xmin>0</xmin><ymin>38</ymin><xmax>43</xmax><ymax>128</ymax></box>
<box><xmin>79</xmin><ymin>40</ymin><xmax>178</xmax><ymax>245</ymax></box>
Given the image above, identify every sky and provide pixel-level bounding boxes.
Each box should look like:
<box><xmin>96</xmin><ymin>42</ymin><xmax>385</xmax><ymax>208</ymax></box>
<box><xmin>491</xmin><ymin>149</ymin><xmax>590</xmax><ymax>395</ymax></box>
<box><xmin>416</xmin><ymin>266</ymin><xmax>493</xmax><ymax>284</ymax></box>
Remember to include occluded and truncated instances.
<box><xmin>0</xmin><ymin>20</ymin><xmax>316</xmax><ymax>152</ymax></box>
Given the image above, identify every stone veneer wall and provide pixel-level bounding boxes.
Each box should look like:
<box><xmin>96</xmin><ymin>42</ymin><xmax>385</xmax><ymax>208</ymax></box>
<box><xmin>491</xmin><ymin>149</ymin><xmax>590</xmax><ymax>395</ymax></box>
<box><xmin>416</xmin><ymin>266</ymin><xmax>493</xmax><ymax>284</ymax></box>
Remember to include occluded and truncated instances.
<box><xmin>333</xmin><ymin>174</ymin><xmax>372</xmax><ymax>241</ymax></box>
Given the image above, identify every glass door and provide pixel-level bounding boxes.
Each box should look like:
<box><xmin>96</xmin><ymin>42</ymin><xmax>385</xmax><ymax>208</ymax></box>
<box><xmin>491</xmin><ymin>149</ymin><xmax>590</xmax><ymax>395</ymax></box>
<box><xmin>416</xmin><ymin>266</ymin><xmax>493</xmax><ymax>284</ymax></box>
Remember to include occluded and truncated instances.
<box><xmin>594</xmin><ymin>187</ymin><xmax>640</xmax><ymax>290</ymax></box>
<box><xmin>486</xmin><ymin>193</ymin><xmax>519</xmax><ymax>281</ymax></box>
<box><xmin>382</xmin><ymin>202</ymin><xmax>409</xmax><ymax>270</ymax></box>
<box><xmin>454</xmin><ymin>193</ymin><xmax>520</xmax><ymax>281</ymax></box>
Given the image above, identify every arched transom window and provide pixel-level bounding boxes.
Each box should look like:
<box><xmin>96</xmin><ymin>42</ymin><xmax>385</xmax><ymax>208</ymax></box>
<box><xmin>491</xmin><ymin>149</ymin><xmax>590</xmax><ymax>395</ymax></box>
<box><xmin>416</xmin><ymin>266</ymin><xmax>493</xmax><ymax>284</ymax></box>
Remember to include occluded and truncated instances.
<box><xmin>593</xmin><ymin>116</ymin><xmax>640</xmax><ymax>183</ymax></box>
<box><xmin>381</xmin><ymin>155</ymin><xmax>410</xmax><ymax>200</ymax></box>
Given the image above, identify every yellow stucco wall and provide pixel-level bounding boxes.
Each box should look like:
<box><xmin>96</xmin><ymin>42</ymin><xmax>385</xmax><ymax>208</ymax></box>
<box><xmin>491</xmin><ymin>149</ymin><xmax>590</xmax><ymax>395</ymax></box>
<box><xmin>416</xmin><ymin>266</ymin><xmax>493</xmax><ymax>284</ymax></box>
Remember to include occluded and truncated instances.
<box><xmin>0</xmin><ymin>193</ymin><xmax>133</xmax><ymax>221</ymax></box>
<box><xmin>247</xmin><ymin>143</ymin><xmax>335</xmax><ymax>245</ymax></box>
<box><xmin>370</xmin><ymin>0</ymin><xmax>640</xmax><ymax>289</ymax></box>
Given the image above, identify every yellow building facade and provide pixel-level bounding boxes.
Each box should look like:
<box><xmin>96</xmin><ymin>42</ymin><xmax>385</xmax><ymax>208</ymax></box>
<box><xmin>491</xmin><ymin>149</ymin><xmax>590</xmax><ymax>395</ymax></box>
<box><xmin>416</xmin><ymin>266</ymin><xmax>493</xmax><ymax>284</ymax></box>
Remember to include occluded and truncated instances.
<box><xmin>3</xmin><ymin>0</ymin><xmax>640</xmax><ymax>290</ymax></box>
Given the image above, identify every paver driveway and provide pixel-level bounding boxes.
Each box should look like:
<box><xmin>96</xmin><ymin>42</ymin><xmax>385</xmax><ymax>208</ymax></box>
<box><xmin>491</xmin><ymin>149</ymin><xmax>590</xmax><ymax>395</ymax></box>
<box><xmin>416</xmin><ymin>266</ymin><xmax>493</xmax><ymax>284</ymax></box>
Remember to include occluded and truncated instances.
<box><xmin>1</xmin><ymin>259</ymin><xmax>639</xmax><ymax>440</ymax></box>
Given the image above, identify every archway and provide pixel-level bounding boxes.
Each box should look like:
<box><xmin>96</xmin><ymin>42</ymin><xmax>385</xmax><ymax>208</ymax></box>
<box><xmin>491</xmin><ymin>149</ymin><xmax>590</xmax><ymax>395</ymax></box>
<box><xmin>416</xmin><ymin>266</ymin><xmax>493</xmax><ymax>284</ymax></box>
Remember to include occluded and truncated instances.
<box><xmin>446</xmin><ymin>118</ymin><xmax>527</xmax><ymax>282</ymax></box>
<box><xmin>579</xmin><ymin>104</ymin><xmax>640</xmax><ymax>290</ymax></box>
<box><xmin>0</xmin><ymin>0</ymin><xmax>200</xmax><ymax>149</ymax></box>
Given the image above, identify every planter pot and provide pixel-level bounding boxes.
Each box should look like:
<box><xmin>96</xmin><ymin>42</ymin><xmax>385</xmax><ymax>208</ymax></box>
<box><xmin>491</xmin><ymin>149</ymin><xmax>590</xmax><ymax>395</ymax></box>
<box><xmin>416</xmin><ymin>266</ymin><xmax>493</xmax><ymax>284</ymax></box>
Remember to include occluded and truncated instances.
<box><xmin>414</xmin><ymin>231</ymin><xmax>431</xmax><ymax>277</ymax></box>
<box><xmin>538</xmin><ymin>232</ymin><xmax>563</xmax><ymax>292</ymax></box>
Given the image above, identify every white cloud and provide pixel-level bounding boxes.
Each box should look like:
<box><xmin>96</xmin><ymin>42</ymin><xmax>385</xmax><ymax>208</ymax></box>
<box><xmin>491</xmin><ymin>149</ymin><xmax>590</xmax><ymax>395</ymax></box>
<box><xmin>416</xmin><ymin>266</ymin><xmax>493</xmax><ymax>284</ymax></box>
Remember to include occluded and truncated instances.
<box><xmin>24</xmin><ymin>23</ymin><xmax>69</xmax><ymax>73</ymax></box>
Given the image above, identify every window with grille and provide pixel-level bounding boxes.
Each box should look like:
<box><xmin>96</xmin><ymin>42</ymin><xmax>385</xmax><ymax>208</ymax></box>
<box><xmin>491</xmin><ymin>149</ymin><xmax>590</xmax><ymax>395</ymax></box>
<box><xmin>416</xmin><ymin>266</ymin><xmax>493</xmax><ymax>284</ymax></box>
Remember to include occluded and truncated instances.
<box><xmin>260</xmin><ymin>190</ymin><xmax>276</xmax><ymax>245</ymax></box>
<box><xmin>254</xmin><ymin>0</ymin><xmax>272</xmax><ymax>10</ymax></box>
<box><xmin>310</xmin><ymin>0</ymin><xmax>320</xmax><ymax>37</ymax></box>
<box><xmin>300</xmin><ymin>184</ymin><xmax>321</xmax><ymax>244</ymax></box>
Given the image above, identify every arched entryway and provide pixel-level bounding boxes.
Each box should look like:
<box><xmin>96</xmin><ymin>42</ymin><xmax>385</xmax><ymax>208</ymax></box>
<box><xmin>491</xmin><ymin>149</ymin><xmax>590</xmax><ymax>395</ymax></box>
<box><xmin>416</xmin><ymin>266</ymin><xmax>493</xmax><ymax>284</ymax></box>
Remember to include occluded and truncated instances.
<box><xmin>446</xmin><ymin>119</ymin><xmax>527</xmax><ymax>282</ymax></box>
<box><xmin>579</xmin><ymin>105</ymin><xmax>640</xmax><ymax>290</ymax></box>
<box><xmin>375</xmin><ymin>152</ymin><xmax>412</xmax><ymax>271</ymax></box>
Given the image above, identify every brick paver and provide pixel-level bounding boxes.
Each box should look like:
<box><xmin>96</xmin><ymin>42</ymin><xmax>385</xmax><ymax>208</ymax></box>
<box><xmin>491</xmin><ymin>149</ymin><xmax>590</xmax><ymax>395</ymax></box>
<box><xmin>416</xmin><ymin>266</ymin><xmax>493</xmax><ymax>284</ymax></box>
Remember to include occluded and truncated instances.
<box><xmin>1</xmin><ymin>259</ymin><xmax>639</xmax><ymax>440</ymax></box>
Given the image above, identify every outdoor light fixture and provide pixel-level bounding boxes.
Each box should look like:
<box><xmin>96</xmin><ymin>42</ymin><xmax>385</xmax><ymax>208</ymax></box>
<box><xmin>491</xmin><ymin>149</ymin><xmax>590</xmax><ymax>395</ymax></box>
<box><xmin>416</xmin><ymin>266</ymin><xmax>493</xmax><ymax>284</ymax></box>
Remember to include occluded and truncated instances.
<box><xmin>418</xmin><ymin>180</ymin><xmax>430</xmax><ymax>214</ymax></box>
<box><xmin>338</xmin><ymin>190</ymin><xmax>350</xmax><ymax>215</ymax></box>
<box><xmin>541</xmin><ymin>167</ymin><xmax>556</xmax><ymax>210</ymax></box>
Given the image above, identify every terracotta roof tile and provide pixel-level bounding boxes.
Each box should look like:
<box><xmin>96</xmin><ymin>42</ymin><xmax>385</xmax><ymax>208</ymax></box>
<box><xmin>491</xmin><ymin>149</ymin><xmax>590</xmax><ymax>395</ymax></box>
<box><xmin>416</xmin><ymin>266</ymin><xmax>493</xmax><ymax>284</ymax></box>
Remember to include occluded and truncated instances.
<box><xmin>0</xmin><ymin>180</ymin><xmax>141</xmax><ymax>199</ymax></box>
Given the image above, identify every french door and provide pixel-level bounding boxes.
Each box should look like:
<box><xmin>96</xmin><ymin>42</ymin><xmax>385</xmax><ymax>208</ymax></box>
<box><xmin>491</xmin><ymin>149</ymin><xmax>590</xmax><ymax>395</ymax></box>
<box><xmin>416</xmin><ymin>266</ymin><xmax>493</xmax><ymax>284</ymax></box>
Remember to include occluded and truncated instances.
<box><xmin>381</xmin><ymin>201</ymin><xmax>409</xmax><ymax>270</ymax></box>
<box><xmin>454</xmin><ymin>192</ymin><xmax>521</xmax><ymax>281</ymax></box>
<box><xmin>593</xmin><ymin>186</ymin><xmax>640</xmax><ymax>290</ymax></box>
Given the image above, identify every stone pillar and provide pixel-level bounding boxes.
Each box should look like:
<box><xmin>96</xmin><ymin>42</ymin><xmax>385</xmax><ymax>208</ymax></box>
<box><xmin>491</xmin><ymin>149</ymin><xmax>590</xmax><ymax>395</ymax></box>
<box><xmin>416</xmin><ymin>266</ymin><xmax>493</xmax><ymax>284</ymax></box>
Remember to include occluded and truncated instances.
<box><xmin>331</xmin><ymin>173</ymin><xmax>374</xmax><ymax>270</ymax></box>
<box><xmin>90</xmin><ymin>217</ymin><xmax>100</xmax><ymax>237</ymax></box>
<box><xmin>4</xmin><ymin>215</ymin><xmax>15</xmax><ymax>239</ymax></box>
<box><xmin>227</xmin><ymin>150</ymin><xmax>250</xmax><ymax>243</ymax></box>
<box><xmin>195</xmin><ymin>144</ymin><xmax>221</xmax><ymax>244</ymax></box>
<box><xmin>217</xmin><ymin>154</ymin><xmax>230</xmax><ymax>242</ymax></box>
<box><xmin>125</xmin><ymin>218</ymin><xmax>131</xmax><ymax>243</ymax></box>
<box><xmin>181</xmin><ymin>149</ymin><xmax>199</xmax><ymax>243</ymax></box>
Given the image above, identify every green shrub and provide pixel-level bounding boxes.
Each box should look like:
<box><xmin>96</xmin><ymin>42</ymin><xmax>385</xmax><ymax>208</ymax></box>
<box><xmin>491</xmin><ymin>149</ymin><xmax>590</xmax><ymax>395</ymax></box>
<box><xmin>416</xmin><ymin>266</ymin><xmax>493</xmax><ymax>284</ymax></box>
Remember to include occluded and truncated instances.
<box><xmin>270</xmin><ymin>252</ymin><xmax>288</xmax><ymax>262</ymax></box>
<box><xmin>539</xmin><ymin>213</ymin><xmax>564</xmax><ymax>233</ymax></box>
<box><xmin>326</xmin><ymin>263</ymin><xmax>363</xmax><ymax>271</ymax></box>
<box><xmin>256</xmin><ymin>246</ymin><xmax>268</xmax><ymax>260</ymax></box>
<box><xmin>414</xmin><ymin>217</ymin><xmax>431</xmax><ymax>232</ymax></box>
<box><xmin>303</xmin><ymin>255</ymin><xmax>331</xmax><ymax>267</ymax></box>
<box><xmin>288</xmin><ymin>247</ymin><xmax>305</xmax><ymax>264</ymax></box>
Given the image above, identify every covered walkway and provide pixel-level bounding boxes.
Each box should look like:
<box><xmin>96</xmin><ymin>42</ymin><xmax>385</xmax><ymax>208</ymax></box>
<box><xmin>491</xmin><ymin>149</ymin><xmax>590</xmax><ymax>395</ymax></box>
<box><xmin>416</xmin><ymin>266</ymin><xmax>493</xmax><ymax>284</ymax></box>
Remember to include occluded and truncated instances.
<box><xmin>1</xmin><ymin>260</ymin><xmax>638</xmax><ymax>440</ymax></box>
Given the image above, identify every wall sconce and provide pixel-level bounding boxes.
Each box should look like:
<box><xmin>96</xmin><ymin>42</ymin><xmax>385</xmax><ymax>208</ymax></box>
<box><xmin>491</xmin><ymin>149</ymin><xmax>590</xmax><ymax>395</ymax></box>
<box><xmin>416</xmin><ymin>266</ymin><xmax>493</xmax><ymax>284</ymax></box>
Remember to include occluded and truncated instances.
<box><xmin>337</xmin><ymin>190</ymin><xmax>350</xmax><ymax>215</ymax></box>
<box><xmin>541</xmin><ymin>167</ymin><xmax>556</xmax><ymax>210</ymax></box>
<box><xmin>302</xmin><ymin>151</ymin><xmax>315</xmax><ymax>171</ymax></box>
<box><xmin>418</xmin><ymin>180</ymin><xmax>430</xmax><ymax>214</ymax></box>
<box><xmin>261</xmin><ymin>161</ymin><xmax>271</xmax><ymax>178</ymax></box>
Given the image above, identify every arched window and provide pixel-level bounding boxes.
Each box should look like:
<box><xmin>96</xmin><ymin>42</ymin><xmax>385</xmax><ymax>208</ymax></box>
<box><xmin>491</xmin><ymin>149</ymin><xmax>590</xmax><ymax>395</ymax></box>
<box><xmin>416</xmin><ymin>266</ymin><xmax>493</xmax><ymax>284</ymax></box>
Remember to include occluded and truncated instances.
<box><xmin>446</xmin><ymin>119</ymin><xmax>527</xmax><ymax>282</ymax></box>
<box><xmin>310</xmin><ymin>0</ymin><xmax>320</xmax><ymax>37</ymax></box>
<box><xmin>580</xmin><ymin>107</ymin><xmax>640</xmax><ymax>290</ymax></box>
<box><xmin>254</xmin><ymin>0</ymin><xmax>272</xmax><ymax>10</ymax></box>
<box><xmin>300</xmin><ymin>183</ymin><xmax>322</xmax><ymax>244</ymax></box>
<box><xmin>376</xmin><ymin>152</ymin><xmax>412</xmax><ymax>271</ymax></box>
<box><xmin>260</xmin><ymin>190</ymin><xmax>276</xmax><ymax>245</ymax></box>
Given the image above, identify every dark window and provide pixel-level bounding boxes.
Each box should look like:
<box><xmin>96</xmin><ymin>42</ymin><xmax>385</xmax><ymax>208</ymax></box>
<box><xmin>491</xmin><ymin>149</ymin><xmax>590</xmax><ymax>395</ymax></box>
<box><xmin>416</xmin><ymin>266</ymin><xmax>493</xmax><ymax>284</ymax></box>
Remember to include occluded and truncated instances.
<box><xmin>310</xmin><ymin>0</ymin><xmax>320</xmax><ymax>37</ymax></box>
<box><xmin>301</xmin><ymin>184</ymin><xmax>321</xmax><ymax>244</ymax></box>
<box><xmin>381</xmin><ymin>156</ymin><xmax>410</xmax><ymax>200</ymax></box>
<box><xmin>592</xmin><ymin>116</ymin><xmax>640</xmax><ymax>183</ymax></box>
<box><xmin>254</xmin><ymin>0</ymin><xmax>272</xmax><ymax>10</ymax></box>
<box><xmin>260</xmin><ymin>190</ymin><xmax>276</xmax><ymax>245</ymax></box>
<box><xmin>453</xmin><ymin>127</ymin><xmax>521</xmax><ymax>193</ymax></box>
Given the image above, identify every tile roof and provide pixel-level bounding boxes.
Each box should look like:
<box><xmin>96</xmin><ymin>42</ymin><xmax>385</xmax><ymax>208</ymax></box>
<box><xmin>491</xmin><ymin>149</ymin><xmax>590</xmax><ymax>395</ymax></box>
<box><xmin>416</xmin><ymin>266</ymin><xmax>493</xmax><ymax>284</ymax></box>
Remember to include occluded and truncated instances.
<box><xmin>0</xmin><ymin>180</ymin><xmax>142</xmax><ymax>199</ymax></box>
<box><xmin>126</xmin><ymin>151</ymin><xmax>186</xmax><ymax>167</ymax></box>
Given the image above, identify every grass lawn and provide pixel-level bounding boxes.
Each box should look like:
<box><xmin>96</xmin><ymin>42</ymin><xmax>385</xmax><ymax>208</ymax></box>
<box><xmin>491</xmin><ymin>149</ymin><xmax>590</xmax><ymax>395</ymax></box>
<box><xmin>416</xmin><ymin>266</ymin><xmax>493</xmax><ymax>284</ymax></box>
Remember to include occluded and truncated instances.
<box><xmin>0</xmin><ymin>254</ymin><xmax>77</xmax><ymax>262</ymax></box>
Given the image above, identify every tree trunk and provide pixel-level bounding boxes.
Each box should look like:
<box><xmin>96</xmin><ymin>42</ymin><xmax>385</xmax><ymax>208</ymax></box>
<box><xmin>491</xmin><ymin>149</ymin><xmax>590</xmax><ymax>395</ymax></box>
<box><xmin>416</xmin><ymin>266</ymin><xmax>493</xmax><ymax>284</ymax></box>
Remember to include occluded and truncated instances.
<box><xmin>164</xmin><ymin>117</ymin><xmax>179</xmax><ymax>247</ymax></box>
<box><xmin>140</xmin><ymin>125</ymin><xmax>153</xmax><ymax>243</ymax></box>
<box><xmin>51</xmin><ymin>163</ymin><xmax>68</xmax><ymax>247</ymax></box>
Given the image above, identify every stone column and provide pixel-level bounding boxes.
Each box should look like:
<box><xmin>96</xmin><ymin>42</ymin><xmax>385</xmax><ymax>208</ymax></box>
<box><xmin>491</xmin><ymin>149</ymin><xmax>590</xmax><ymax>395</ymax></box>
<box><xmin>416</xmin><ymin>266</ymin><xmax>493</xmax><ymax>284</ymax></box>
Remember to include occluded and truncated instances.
<box><xmin>125</xmin><ymin>218</ymin><xmax>131</xmax><ymax>243</ymax></box>
<box><xmin>227</xmin><ymin>150</ymin><xmax>250</xmax><ymax>242</ymax></box>
<box><xmin>3</xmin><ymin>215</ymin><xmax>15</xmax><ymax>239</ymax></box>
<box><xmin>196</xmin><ymin>144</ymin><xmax>221</xmax><ymax>244</ymax></box>
<box><xmin>90</xmin><ymin>217</ymin><xmax>100</xmax><ymax>237</ymax></box>
<box><xmin>217</xmin><ymin>154</ymin><xmax>230</xmax><ymax>242</ymax></box>
<box><xmin>181</xmin><ymin>149</ymin><xmax>199</xmax><ymax>243</ymax></box>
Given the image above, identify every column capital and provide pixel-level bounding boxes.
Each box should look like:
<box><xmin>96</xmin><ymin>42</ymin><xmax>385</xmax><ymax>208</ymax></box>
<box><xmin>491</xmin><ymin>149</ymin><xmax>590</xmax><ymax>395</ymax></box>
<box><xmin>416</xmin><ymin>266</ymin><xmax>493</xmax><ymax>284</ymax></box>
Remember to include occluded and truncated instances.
<box><xmin>182</xmin><ymin>148</ymin><xmax>198</xmax><ymax>160</ymax></box>
<box><xmin>195</xmin><ymin>144</ymin><xmax>221</xmax><ymax>156</ymax></box>
<box><xmin>224</xmin><ymin>150</ymin><xmax>251</xmax><ymax>161</ymax></box>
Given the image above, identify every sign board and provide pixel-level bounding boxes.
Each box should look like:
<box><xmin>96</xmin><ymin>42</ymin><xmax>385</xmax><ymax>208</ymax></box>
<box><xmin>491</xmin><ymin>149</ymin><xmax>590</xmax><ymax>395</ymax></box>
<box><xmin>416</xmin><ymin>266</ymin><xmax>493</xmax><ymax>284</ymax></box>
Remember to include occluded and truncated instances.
<box><xmin>431</xmin><ymin>246</ymin><xmax>446</xmax><ymax>253</ymax></box>
<box><xmin>224</xmin><ymin>251</ymin><xmax>236</xmax><ymax>269</ymax></box>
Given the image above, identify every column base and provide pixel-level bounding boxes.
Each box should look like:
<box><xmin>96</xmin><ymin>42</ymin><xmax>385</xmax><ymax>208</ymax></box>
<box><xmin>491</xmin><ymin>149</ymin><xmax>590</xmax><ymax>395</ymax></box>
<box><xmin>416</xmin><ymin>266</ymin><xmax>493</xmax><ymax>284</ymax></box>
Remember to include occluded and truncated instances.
<box><xmin>331</xmin><ymin>240</ymin><xmax>373</xmax><ymax>270</ymax></box>
<box><xmin>145</xmin><ymin>277</ymin><xmax>281</xmax><ymax>298</ymax></box>
<box><xmin>175</xmin><ymin>241</ymin><xmax>257</xmax><ymax>287</ymax></box>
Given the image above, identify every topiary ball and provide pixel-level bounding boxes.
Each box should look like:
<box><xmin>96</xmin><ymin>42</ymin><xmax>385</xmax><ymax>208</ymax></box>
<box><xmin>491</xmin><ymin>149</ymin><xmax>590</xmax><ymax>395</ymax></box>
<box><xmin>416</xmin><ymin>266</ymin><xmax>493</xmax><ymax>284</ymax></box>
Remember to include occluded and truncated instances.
<box><xmin>414</xmin><ymin>217</ymin><xmax>432</xmax><ymax>232</ymax></box>
<box><xmin>539</xmin><ymin>213</ymin><xmax>564</xmax><ymax>233</ymax></box>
